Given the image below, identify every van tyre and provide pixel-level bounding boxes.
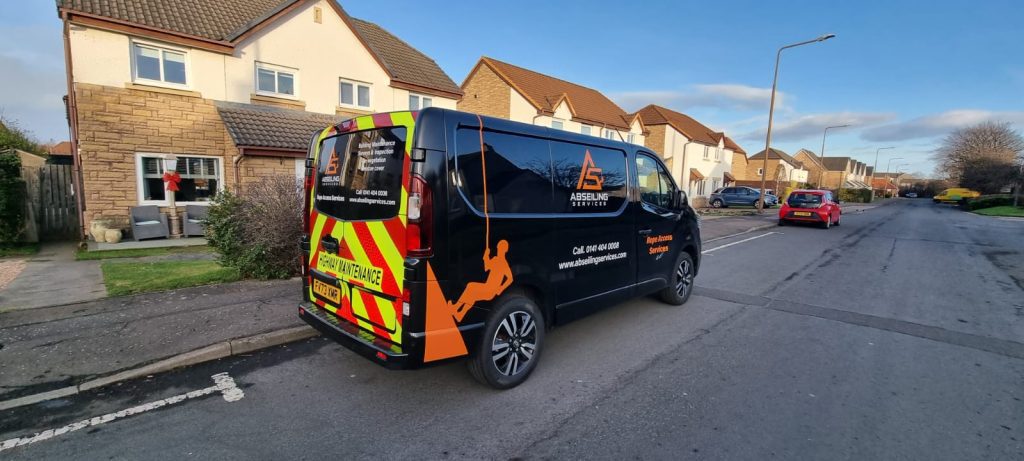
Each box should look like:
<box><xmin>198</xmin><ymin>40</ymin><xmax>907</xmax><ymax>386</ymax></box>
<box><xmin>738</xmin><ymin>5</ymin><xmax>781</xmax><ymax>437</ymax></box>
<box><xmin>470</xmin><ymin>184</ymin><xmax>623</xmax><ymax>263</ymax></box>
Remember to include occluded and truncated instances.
<box><xmin>711</xmin><ymin>199</ymin><xmax>723</xmax><ymax>208</ymax></box>
<box><xmin>660</xmin><ymin>252</ymin><xmax>695</xmax><ymax>305</ymax></box>
<box><xmin>468</xmin><ymin>294</ymin><xmax>545</xmax><ymax>389</ymax></box>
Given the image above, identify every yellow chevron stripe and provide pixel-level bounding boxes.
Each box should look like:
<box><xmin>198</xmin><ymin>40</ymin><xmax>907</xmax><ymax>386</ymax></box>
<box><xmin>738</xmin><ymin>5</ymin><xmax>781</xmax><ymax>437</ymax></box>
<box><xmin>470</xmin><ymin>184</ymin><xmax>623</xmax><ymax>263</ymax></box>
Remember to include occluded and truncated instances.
<box><xmin>340</xmin><ymin>222</ymin><xmax>379</xmax><ymax>333</ymax></box>
<box><xmin>367</xmin><ymin>221</ymin><xmax>403</xmax><ymax>286</ymax></box>
<box><xmin>374</xmin><ymin>296</ymin><xmax>402</xmax><ymax>343</ymax></box>
<box><xmin>356</xmin><ymin>115</ymin><xmax>375</xmax><ymax>130</ymax></box>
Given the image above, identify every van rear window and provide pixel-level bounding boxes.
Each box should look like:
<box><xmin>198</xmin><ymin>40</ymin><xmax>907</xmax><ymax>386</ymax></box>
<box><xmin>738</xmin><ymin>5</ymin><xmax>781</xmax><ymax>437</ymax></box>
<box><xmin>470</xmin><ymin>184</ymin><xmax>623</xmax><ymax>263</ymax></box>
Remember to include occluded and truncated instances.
<box><xmin>315</xmin><ymin>127</ymin><xmax>406</xmax><ymax>221</ymax></box>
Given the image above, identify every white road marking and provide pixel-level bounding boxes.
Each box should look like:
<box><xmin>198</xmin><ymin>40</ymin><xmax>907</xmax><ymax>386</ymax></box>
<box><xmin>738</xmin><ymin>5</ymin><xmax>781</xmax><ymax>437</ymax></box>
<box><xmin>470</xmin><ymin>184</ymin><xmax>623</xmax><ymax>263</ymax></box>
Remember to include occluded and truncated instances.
<box><xmin>1</xmin><ymin>372</ymin><xmax>243</xmax><ymax>452</ymax></box>
<box><xmin>702</xmin><ymin>232</ymin><xmax>779</xmax><ymax>254</ymax></box>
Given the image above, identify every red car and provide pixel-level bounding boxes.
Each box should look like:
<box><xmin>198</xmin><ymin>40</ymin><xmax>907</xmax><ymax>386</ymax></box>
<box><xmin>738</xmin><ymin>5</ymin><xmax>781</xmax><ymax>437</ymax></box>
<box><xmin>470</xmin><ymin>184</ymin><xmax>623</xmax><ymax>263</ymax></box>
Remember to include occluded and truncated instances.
<box><xmin>778</xmin><ymin>190</ymin><xmax>842</xmax><ymax>228</ymax></box>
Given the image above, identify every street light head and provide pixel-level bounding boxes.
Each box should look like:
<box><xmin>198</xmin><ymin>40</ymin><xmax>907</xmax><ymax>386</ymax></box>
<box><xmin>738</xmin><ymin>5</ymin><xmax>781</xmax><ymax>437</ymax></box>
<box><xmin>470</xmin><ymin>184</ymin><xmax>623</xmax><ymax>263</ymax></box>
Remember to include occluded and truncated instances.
<box><xmin>817</xmin><ymin>34</ymin><xmax>836</xmax><ymax>42</ymax></box>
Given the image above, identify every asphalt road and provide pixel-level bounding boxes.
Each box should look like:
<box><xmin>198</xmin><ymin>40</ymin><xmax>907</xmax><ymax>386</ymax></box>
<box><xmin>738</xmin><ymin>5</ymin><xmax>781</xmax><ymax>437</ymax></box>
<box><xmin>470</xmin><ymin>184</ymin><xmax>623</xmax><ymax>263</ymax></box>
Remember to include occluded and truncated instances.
<box><xmin>3</xmin><ymin>199</ymin><xmax>1022</xmax><ymax>459</ymax></box>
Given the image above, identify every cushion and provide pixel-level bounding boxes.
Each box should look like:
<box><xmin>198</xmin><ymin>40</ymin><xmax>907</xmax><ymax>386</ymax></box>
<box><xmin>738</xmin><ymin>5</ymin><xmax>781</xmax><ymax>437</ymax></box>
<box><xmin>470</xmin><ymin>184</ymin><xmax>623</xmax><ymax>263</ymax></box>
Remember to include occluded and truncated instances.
<box><xmin>136</xmin><ymin>220</ymin><xmax>161</xmax><ymax>225</ymax></box>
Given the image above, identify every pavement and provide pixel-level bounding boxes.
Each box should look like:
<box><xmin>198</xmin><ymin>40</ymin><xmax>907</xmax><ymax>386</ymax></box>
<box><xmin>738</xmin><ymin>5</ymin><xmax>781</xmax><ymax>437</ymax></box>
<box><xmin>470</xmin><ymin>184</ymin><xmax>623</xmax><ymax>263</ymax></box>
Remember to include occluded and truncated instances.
<box><xmin>0</xmin><ymin>212</ymin><xmax>787</xmax><ymax>413</ymax></box>
<box><xmin>0</xmin><ymin>242</ymin><xmax>105</xmax><ymax>311</ymax></box>
<box><xmin>2</xmin><ymin>198</ymin><xmax>1021</xmax><ymax>459</ymax></box>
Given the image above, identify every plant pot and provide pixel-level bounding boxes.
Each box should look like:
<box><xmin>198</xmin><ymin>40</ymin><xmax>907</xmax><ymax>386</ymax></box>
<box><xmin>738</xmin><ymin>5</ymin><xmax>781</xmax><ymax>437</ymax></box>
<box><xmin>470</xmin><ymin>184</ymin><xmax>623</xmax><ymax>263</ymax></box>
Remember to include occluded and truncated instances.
<box><xmin>90</xmin><ymin>221</ymin><xmax>108</xmax><ymax>243</ymax></box>
<box><xmin>104</xmin><ymin>229</ymin><xmax>123</xmax><ymax>244</ymax></box>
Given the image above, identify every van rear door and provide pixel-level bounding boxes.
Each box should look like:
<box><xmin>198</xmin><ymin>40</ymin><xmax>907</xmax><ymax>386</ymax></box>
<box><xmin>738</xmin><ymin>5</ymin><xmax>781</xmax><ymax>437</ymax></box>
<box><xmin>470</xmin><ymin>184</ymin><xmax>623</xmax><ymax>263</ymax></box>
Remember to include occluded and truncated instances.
<box><xmin>307</xmin><ymin>114</ymin><xmax>414</xmax><ymax>347</ymax></box>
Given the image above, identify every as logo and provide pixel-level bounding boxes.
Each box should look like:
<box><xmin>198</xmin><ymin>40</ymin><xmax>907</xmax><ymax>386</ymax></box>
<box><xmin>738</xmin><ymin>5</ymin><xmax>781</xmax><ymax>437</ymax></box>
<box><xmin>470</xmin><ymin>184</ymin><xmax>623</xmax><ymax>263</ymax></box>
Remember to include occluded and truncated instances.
<box><xmin>576</xmin><ymin>150</ymin><xmax>604</xmax><ymax>191</ymax></box>
<box><xmin>324</xmin><ymin>149</ymin><xmax>341</xmax><ymax>176</ymax></box>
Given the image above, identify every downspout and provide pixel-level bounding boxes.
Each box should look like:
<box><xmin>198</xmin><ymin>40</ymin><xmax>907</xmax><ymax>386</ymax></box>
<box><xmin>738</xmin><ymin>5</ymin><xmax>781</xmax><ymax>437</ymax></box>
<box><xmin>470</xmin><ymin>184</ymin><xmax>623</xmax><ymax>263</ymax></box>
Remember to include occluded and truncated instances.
<box><xmin>62</xmin><ymin>13</ymin><xmax>87</xmax><ymax>239</ymax></box>
<box><xmin>233</xmin><ymin>149</ymin><xmax>245</xmax><ymax>192</ymax></box>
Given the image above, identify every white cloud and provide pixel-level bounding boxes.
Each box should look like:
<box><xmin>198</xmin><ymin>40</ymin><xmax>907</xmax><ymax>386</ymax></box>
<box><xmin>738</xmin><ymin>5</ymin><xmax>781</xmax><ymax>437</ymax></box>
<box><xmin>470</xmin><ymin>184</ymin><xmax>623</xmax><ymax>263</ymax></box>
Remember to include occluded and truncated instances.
<box><xmin>739</xmin><ymin>111</ymin><xmax>896</xmax><ymax>142</ymax></box>
<box><xmin>861</xmin><ymin>110</ymin><xmax>1024</xmax><ymax>142</ymax></box>
<box><xmin>611</xmin><ymin>83</ymin><xmax>784</xmax><ymax>113</ymax></box>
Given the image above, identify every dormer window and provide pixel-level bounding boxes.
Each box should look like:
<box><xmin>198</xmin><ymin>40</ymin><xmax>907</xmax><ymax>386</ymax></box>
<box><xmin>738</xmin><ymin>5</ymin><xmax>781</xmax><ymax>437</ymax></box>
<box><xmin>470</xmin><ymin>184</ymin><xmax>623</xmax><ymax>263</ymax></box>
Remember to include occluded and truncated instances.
<box><xmin>132</xmin><ymin>42</ymin><xmax>187</xmax><ymax>86</ymax></box>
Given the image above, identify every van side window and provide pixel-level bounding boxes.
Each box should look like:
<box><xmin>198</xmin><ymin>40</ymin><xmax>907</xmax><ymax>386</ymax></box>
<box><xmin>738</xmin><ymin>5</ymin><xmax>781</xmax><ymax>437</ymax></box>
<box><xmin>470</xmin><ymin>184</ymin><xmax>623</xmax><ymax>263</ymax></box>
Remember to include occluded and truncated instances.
<box><xmin>636</xmin><ymin>153</ymin><xmax>676</xmax><ymax>209</ymax></box>
<box><xmin>550</xmin><ymin>141</ymin><xmax>628</xmax><ymax>214</ymax></box>
<box><xmin>455</xmin><ymin>128</ymin><xmax>553</xmax><ymax>214</ymax></box>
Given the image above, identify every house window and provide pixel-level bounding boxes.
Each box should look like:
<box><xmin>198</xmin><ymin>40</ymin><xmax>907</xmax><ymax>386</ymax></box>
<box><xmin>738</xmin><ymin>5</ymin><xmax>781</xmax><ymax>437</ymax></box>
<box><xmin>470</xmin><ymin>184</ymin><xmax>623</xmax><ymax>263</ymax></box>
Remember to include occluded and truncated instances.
<box><xmin>137</xmin><ymin>154</ymin><xmax>221</xmax><ymax>204</ymax></box>
<box><xmin>757</xmin><ymin>167</ymin><xmax>764</xmax><ymax>176</ymax></box>
<box><xmin>712</xmin><ymin>178</ymin><xmax>720</xmax><ymax>191</ymax></box>
<box><xmin>132</xmin><ymin>42</ymin><xmax>187</xmax><ymax>86</ymax></box>
<box><xmin>581</xmin><ymin>125</ymin><xmax>592</xmax><ymax>136</ymax></box>
<box><xmin>703</xmin><ymin>146</ymin><xmax>710</xmax><ymax>159</ymax></box>
<box><xmin>551</xmin><ymin>119</ymin><xmax>564</xmax><ymax>130</ymax></box>
<box><xmin>409</xmin><ymin>94</ymin><xmax>433</xmax><ymax>110</ymax></box>
<box><xmin>604</xmin><ymin>130</ymin><xmax>617</xmax><ymax>140</ymax></box>
<box><xmin>340</xmin><ymin>79</ymin><xmax>371</xmax><ymax>108</ymax></box>
<box><xmin>627</xmin><ymin>133</ymin><xmax>636</xmax><ymax>144</ymax></box>
<box><xmin>715</xmin><ymin>148</ymin><xmax>721</xmax><ymax>161</ymax></box>
<box><xmin>255</xmin><ymin>63</ymin><xmax>296</xmax><ymax>97</ymax></box>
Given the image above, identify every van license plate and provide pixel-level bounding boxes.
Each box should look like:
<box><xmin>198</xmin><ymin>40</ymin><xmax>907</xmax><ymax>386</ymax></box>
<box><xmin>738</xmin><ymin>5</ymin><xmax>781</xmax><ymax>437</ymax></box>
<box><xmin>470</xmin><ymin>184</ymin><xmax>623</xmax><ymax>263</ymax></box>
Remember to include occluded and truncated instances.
<box><xmin>794</xmin><ymin>212</ymin><xmax>812</xmax><ymax>217</ymax></box>
<box><xmin>313</xmin><ymin>279</ymin><xmax>342</xmax><ymax>304</ymax></box>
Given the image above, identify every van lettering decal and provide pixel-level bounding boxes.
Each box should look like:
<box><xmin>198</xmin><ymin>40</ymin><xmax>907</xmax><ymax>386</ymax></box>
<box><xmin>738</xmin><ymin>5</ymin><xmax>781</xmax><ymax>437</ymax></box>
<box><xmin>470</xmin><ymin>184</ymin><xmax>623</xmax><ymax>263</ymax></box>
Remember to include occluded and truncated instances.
<box><xmin>317</xmin><ymin>251</ymin><xmax>384</xmax><ymax>292</ymax></box>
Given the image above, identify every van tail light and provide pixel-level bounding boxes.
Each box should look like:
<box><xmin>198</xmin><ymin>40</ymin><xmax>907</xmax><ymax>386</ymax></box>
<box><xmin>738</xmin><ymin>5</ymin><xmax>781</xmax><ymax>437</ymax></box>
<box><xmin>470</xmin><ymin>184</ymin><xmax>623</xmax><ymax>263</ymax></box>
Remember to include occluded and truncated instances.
<box><xmin>406</xmin><ymin>174</ymin><xmax>433</xmax><ymax>258</ymax></box>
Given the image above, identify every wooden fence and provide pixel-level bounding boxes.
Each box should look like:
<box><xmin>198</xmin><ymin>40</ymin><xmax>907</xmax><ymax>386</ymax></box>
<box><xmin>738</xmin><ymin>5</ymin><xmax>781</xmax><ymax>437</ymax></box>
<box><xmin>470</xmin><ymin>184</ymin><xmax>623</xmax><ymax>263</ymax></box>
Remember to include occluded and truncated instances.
<box><xmin>35</xmin><ymin>164</ymin><xmax>79</xmax><ymax>240</ymax></box>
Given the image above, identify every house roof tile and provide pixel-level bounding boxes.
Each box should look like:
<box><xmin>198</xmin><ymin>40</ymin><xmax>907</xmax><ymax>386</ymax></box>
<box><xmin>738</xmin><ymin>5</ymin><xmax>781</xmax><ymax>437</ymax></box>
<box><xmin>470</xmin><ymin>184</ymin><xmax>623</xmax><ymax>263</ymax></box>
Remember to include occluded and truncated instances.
<box><xmin>349</xmin><ymin>18</ymin><xmax>461</xmax><ymax>97</ymax></box>
<box><xmin>635</xmin><ymin>105</ymin><xmax>723</xmax><ymax>147</ymax></box>
<box><xmin>724</xmin><ymin>136</ymin><xmax>746</xmax><ymax>154</ymax></box>
<box><xmin>794</xmin><ymin>148</ymin><xmax>825</xmax><ymax>169</ymax></box>
<box><xmin>749</xmin><ymin>148</ymin><xmax>804</xmax><ymax>169</ymax></box>
<box><xmin>216</xmin><ymin>101</ymin><xmax>341</xmax><ymax>151</ymax></box>
<box><xmin>57</xmin><ymin>0</ymin><xmax>293</xmax><ymax>41</ymax></box>
<box><xmin>822</xmin><ymin>156</ymin><xmax>852</xmax><ymax>171</ymax></box>
<box><xmin>48</xmin><ymin>141</ymin><xmax>73</xmax><ymax>156</ymax></box>
<box><xmin>476</xmin><ymin>57</ymin><xmax>632</xmax><ymax>130</ymax></box>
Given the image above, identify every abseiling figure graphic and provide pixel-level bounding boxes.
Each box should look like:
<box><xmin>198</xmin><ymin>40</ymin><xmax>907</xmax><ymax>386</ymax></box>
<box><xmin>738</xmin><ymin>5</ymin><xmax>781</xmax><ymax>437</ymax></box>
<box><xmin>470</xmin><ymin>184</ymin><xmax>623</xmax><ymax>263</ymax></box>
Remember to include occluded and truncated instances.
<box><xmin>450</xmin><ymin>239</ymin><xmax>513</xmax><ymax>322</ymax></box>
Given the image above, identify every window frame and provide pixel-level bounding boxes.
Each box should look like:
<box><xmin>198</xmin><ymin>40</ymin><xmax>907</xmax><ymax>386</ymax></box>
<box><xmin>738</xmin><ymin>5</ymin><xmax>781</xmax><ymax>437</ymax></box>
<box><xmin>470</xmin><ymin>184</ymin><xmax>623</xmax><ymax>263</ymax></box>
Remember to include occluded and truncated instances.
<box><xmin>134</xmin><ymin>153</ymin><xmax>225</xmax><ymax>206</ymax></box>
<box><xmin>757</xmin><ymin>167</ymin><xmax>764</xmax><ymax>176</ymax></box>
<box><xmin>129</xmin><ymin>40</ymin><xmax>190</xmax><ymax>89</ymax></box>
<box><xmin>581</xmin><ymin>124</ymin><xmax>592</xmax><ymax>136</ymax></box>
<box><xmin>254</xmin><ymin>62</ymin><xmax>299</xmax><ymax>99</ymax></box>
<box><xmin>636</xmin><ymin>151</ymin><xmax>679</xmax><ymax>210</ymax></box>
<box><xmin>551</xmin><ymin>119</ymin><xmax>564</xmax><ymax>130</ymax></box>
<box><xmin>703</xmin><ymin>145</ymin><xmax>710</xmax><ymax>159</ymax></box>
<box><xmin>409</xmin><ymin>93</ymin><xmax>433</xmax><ymax>111</ymax></box>
<box><xmin>339</xmin><ymin>78</ymin><xmax>372</xmax><ymax>109</ymax></box>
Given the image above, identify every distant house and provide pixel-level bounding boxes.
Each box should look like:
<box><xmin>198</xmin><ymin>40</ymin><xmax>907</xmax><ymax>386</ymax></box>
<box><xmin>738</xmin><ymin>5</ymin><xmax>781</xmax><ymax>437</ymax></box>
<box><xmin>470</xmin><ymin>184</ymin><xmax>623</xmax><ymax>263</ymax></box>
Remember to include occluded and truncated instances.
<box><xmin>458</xmin><ymin>57</ymin><xmax>646</xmax><ymax>144</ymax></box>
<box><xmin>58</xmin><ymin>0</ymin><xmax>461</xmax><ymax>236</ymax></box>
<box><xmin>46</xmin><ymin>141</ymin><xmax>74</xmax><ymax>165</ymax></box>
<box><xmin>747</xmin><ymin>148</ymin><xmax>808</xmax><ymax>186</ymax></box>
<box><xmin>635</xmin><ymin>105</ymin><xmax>744</xmax><ymax>203</ymax></box>
<box><xmin>793</xmin><ymin>148</ymin><xmax>827</xmax><ymax>187</ymax></box>
<box><xmin>822</xmin><ymin>157</ymin><xmax>870</xmax><ymax>189</ymax></box>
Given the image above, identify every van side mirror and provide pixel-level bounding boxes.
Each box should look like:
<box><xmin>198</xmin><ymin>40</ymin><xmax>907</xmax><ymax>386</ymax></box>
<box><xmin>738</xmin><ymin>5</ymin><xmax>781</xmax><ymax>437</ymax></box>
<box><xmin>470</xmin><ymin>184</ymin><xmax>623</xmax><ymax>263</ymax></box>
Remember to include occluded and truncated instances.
<box><xmin>675</xmin><ymin>190</ymin><xmax>687</xmax><ymax>209</ymax></box>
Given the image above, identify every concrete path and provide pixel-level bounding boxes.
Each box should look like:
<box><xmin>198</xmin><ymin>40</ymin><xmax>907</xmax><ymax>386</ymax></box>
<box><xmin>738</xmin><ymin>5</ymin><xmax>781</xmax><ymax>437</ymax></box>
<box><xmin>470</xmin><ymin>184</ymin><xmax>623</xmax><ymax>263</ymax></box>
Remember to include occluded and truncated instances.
<box><xmin>0</xmin><ymin>242</ymin><xmax>105</xmax><ymax>312</ymax></box>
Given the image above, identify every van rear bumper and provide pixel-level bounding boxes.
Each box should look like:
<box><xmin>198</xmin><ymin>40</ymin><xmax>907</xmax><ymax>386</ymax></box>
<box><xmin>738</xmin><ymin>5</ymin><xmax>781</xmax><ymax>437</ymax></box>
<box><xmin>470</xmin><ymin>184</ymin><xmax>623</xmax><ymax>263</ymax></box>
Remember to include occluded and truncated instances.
<box><xmin>298</xmin><ymin>302</ymin><xmax>412</xmax><ymax>370</ymax></box>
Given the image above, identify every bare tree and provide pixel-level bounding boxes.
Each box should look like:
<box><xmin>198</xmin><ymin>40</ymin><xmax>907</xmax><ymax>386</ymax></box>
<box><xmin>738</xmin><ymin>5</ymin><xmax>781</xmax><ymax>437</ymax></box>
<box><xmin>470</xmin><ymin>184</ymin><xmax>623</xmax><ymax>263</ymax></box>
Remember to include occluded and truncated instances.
<box><xmin>933</xmin><ymin>121</ymin><xmax>1024</xmax><ymax>195</ymax></box>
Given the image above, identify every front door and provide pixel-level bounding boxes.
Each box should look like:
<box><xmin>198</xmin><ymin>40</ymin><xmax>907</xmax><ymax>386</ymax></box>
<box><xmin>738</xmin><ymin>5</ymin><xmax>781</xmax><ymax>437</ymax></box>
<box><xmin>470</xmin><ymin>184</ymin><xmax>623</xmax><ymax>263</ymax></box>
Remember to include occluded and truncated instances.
<box><xmin>634</xmin><ymin>152</ymin><xmax>683</xmax><ymax>290</ymax></box>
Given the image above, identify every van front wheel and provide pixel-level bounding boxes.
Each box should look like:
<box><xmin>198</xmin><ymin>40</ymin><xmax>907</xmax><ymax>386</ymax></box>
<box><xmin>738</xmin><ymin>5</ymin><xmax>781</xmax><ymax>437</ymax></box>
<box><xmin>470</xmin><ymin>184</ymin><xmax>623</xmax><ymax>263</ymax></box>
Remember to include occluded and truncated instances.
<box><xmin>660</xmin><ymin>252</ymin><xmax>695</xmax><ymax>305</ymax></box>
<box><xmin>468</xmin><ymin>294</ymin><xmax>545</xmax><ymax>389</ymax></box>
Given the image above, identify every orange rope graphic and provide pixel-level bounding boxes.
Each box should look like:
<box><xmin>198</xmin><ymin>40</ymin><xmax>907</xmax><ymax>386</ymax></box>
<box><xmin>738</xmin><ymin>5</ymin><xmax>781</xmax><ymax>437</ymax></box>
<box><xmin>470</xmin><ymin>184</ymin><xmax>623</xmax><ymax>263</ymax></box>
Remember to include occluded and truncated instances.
<box><xmin>475</xmin><ymin>114</ymin><xmax>490</xmax><ymax>251</ymax></box>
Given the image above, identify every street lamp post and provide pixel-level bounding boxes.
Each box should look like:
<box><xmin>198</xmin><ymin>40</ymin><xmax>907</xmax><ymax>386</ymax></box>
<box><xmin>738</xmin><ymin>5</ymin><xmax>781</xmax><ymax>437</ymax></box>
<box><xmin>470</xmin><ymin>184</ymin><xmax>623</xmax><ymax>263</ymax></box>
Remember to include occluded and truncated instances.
<box><xmin>870</xmin><ymin>146</ymin><xmax>895</xmax><ymax>199</ymax></box>
<box><xmin>758</xmin><ymin>33</ymin><xmax>836</xmax><ymax>212</ymax></box>
<box><xmin>818</xmin><ymin>124</ymin><xmax>850</xmax><ymax>188</ymax></box>
<box><xmin>883</xmin><ymin>156</ymin><xmax>903</xmax><ymax>197</ymax></box>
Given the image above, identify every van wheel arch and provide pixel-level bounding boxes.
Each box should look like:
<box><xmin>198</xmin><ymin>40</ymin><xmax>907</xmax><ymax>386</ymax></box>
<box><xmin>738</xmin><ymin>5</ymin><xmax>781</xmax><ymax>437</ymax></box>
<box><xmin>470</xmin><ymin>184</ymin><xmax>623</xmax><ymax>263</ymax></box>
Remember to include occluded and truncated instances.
<box><xmin>503</xmin><ymin>285</ymin><xmax>551</xmax><ymax>329</ymax></box>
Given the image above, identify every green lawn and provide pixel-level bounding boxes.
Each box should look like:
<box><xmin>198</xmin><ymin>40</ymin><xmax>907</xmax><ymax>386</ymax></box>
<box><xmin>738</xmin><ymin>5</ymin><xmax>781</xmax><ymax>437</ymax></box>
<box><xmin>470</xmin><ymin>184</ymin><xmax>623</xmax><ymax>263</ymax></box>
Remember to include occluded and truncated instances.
<box><xmin>78</xmin><ymin>245</ymin><xmax>212</xmax><ymax>260</ymax></box>
<box><xmin>973</xmin><ymin>205</ymin><xmax>1024</xmax><ymax>217</ymax></box>
<box><xmin>101</xmin><ymin>260</ymin><xmax>240</xmax><ymax>296</ymax></box>
<box><xmin>0</xmin><ymin>243</ymin><xmax>40</xmax><ymax>258</ymax></box>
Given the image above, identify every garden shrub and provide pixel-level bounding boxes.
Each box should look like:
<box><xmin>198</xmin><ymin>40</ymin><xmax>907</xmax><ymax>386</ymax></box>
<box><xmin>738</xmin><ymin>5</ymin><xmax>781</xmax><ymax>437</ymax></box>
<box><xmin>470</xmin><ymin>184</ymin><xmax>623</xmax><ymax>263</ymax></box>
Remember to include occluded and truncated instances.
<box><xmin>205</xmin><ymin>176</ymin><xmax>302</xmax><ymax>279</ymax></box>
<box><xmin>838</xmin><ymin>188</ymin><xmax>873</xmax><ymax>203</ymax></box>
<box><xmin>0</xmin><ymin>151</ymin><xmax>26</xmax><ymax>243</ymax></box>
<box><xmin>966</xmin><ymin>194</ymin><xmax>1014</xmax><ymax>211</ymax></box>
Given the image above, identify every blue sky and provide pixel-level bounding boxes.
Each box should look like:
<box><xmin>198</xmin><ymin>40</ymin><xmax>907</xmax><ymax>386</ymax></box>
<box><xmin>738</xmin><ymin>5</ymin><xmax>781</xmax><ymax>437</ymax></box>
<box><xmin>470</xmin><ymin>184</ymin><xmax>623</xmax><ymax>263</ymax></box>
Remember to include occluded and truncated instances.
<box><xmin>3</xmin><ymin>1</ymin><xmax>1023</xmax><ymax>177</ymax></box>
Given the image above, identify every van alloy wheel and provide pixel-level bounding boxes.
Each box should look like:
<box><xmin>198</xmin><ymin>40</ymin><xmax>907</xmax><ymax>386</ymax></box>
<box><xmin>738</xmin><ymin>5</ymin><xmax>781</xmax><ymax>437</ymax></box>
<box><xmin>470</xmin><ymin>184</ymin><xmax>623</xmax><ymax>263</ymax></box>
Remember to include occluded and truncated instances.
<box><xmin>491</xmin><ymin>310</ymin><xmax>537</xmax><ymax>377</ymax></box>
<box><xmin>675</xmin><ymin>259</ymin><xmax>694</xmax><ymax>298</ymax></box>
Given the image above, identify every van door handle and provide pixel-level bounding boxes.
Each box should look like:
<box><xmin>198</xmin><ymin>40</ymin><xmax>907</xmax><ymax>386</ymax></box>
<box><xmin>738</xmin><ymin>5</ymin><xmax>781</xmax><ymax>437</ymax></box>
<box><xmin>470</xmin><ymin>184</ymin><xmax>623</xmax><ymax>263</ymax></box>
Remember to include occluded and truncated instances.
<box><xmin>638</xmin><ymin>229</ymin><xmax>652</xmax><ymax>235</ymax></box>
<box><xmin>321</xmin><ymin>235</ymin><xmax>340</xmax><ymax>254</ymax></box>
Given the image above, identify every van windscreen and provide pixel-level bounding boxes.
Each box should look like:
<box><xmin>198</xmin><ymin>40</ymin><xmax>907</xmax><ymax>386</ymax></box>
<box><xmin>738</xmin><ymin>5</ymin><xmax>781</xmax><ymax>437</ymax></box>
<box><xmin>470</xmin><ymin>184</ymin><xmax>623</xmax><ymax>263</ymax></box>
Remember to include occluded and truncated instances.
<box><xmin>315</xmin><ymin>127</ymin><xmax>406</xmax><ymax>221</ymax></box>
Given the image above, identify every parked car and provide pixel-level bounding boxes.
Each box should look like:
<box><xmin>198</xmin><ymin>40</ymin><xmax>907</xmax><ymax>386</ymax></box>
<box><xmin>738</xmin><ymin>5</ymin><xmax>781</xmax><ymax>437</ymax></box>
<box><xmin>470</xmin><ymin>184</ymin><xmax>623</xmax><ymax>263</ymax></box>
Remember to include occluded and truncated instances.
<box><xmin>778</xmin><ymin>189</ymin><xmax>842</xmax><ymax>229</ymax></box>
<box><xmin>709</xmin><ymin>186</ymin><xmax>776</xmax><ymax>208</ymax></box>
<box><xmin>905</xmin><ymin>192</ymin><xmax>918</xmax><ymax>198</ymax></box>
<box><xmin>932</xmin><ymin>188</ymin><xmax>980</xmax><ymax>204</ymax></box>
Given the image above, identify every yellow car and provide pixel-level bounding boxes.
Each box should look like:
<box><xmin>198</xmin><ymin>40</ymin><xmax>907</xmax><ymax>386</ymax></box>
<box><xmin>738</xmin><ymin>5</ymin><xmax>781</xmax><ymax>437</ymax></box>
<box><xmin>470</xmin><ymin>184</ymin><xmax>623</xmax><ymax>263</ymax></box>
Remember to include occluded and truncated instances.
<box><xmin>933</xmin><ymin>188</ymin><xmax>980</xmax><ymax>203</ymax></box>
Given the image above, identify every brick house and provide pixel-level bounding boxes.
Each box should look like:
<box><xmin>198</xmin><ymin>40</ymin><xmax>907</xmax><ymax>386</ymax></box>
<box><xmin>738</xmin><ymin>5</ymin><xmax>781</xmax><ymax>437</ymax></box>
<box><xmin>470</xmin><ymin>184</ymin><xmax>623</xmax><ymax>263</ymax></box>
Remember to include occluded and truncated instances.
<box><xmin>747</xmin><ymin>148</ymin><xmax>808</xmax><ymax>185</ymax></box>
<box><xmin>458</xmin><ymin>57</ymin><xmax>646</xmax><ymax>145</ymax></box>
<box><xmin>58</xmin><ymin>0</ymin><xmax>461</xmax><ymax>237</ymax></box>
<box><xmin>821</xmin><ymin>157</ymin><xmax>871</xmax><ymax>189</ymax></box>
<box><xmin>635</xmin><ymin>105</ymin><xmax>745</xmax><ymax>204</ymax></box>
<box><xmin>793</xmin><ymin>148</ymin><xmax>827</xmax><ymax>187</ymax></box>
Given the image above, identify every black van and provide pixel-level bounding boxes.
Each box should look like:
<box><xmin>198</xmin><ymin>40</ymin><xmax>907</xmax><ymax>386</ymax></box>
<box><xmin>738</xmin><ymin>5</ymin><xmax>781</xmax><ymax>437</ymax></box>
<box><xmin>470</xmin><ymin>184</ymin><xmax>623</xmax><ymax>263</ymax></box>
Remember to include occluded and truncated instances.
<box><xmin>299</xmin><ymin>108</ymin><xmax>701</xmax><ymax>388</ymax></box>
